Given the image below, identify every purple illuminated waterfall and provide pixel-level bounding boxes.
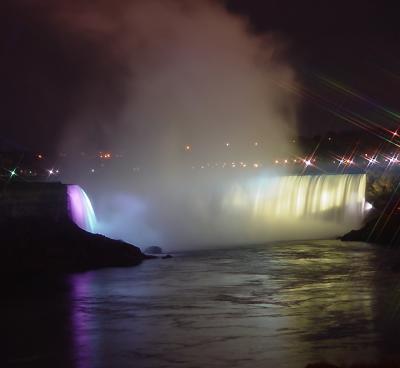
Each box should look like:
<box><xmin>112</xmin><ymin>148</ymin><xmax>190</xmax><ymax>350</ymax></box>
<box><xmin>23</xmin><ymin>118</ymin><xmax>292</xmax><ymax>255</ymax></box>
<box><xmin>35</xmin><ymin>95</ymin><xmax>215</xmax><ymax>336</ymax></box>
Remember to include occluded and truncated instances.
<box><xmin>67</xmin><ymin>185</ymin><xmax>97</xmax><ymax>233</ymax></box>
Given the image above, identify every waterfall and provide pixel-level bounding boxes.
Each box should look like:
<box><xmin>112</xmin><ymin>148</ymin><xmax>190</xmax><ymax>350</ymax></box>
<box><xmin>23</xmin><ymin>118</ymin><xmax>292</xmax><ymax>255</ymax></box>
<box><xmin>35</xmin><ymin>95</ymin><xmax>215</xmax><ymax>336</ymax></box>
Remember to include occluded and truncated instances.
<box><xmin>67</xmin><ymin>185</ymin><xmax>97</xmax><ymax>233</ymax></box>
<box><xmin>92</xmin><ymin>173</ymin><xmax>367</xmax><ymax>248</ymax></box>
<box><xmin>218</xmin><ymin>173</ymin><xmax>367</xmax><ymax>243</ymax></box>
<box><xmin>225</xmin><ymin>174</ymin><xmax>366</xmax><ymax>221</ymax></box>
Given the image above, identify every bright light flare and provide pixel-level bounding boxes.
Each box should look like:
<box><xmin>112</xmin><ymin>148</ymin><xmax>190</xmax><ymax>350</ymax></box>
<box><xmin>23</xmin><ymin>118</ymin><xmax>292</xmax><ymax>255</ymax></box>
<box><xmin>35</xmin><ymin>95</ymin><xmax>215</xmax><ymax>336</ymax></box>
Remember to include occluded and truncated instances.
<box><xmin>367</xmin><ymin>157</ymin><xmax>378</xmax><ymax>165</ymax></box>
<box><xmin>383</xmin><ymin>153</ymin><xmax>399</xmax><ymax>166</ymax></box>
<box><xmin>365</xmin><ymin>202</ymin><xmax>373</xmax><ymax>211</ymax></box>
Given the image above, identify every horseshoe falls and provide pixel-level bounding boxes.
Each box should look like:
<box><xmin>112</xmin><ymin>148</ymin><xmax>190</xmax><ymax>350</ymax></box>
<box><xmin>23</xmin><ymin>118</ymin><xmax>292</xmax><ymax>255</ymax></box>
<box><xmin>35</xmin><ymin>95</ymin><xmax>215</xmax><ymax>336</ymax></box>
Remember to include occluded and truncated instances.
<box><xmin>93</xmin><ymin>173</ymin><xmax>367</xmax><ymax>249</ymax></box>
<box><xmin>218</xmin><ymin>173</ymin><xmax>367</xmax><ymax>244</ymax></box>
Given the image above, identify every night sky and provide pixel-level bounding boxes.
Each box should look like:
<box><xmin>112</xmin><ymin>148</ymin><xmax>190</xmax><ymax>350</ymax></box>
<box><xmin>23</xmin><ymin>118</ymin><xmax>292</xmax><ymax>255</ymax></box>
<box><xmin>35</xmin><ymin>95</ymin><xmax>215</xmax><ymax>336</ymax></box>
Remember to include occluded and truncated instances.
<box><xmin>1</xmin><ymin>0</ymin><xmax>400</xmax><ymax>152</ymax></box>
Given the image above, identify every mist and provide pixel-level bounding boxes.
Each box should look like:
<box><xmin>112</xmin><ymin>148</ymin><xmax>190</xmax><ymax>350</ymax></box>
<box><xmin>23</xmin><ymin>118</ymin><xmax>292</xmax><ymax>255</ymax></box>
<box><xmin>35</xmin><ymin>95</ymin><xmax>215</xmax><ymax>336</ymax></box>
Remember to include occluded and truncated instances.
<box><xmin>52</xmin><ymin>0</ymin><xmax>306</xmax><ymax>250</ymax></box>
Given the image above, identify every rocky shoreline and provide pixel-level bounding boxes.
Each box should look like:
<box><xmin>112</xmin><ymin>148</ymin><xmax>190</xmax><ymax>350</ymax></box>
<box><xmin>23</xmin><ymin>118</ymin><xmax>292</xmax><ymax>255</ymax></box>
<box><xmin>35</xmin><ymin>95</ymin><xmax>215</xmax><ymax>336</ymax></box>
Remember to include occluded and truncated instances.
<box><xmin>1</xmin><ymin>218</ymin><xmax>150</xmax><ymax>274</ymax></box>
<box><xmin>342</xmin><ymin>172</ymin><xmax>400</xmax><ymax>246</ymax></box>
<box><xmin>341</xmin><ymin>212</ymin><xmax>400</xmax><ymax>245</ymax></box>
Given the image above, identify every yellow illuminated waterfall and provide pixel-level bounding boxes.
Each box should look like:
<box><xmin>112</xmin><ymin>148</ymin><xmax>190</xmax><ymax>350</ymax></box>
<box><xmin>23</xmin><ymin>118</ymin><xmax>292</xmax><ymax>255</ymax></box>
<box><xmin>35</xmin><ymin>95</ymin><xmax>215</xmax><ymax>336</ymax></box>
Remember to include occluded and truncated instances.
<box><xmin>220</xmin><ymin>174</ymin><xmax>367</xmax><ymax>241</ymax></box>
<box><xmin>225</xmin><ymin>174</ymin><xmax>366</xmax><ymax>220</ymax></box>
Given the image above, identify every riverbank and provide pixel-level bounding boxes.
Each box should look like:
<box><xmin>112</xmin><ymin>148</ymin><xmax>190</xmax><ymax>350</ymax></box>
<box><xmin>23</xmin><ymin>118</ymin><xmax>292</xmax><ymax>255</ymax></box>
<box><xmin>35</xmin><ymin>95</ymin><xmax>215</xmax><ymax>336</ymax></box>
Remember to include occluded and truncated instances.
<box><xmin>1</xmin><ymin>218</ymin><xmax>149</xmax><ymax>274</ymax></box>
<box><xmin>341</xmin><ymin>172</ymin><xmax>400</xmax><ymax>246</ymax></box>
<box><xmin>341</xmin><ymin>212</ymin><xmax>400</xmax><ymax>246</ymax></box>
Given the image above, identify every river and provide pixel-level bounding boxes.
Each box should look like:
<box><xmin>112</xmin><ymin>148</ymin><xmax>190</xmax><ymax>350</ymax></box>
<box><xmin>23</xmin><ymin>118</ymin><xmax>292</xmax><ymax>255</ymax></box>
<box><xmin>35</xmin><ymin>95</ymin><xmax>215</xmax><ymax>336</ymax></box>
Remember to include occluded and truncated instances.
<box><xmin>4</xmin><ymin>240</ymin><xmax>400</xmax><ymax>368</ymax></box>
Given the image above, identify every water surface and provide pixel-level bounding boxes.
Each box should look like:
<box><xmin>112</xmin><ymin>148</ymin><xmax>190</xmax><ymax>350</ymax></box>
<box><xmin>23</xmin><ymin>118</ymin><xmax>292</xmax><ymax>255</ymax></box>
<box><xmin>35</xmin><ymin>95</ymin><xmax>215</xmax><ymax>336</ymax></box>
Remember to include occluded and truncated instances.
<box><xmin>4</xmin><ymin>240</ymin><xmax>400</xmax><ymax>368</ymax></box>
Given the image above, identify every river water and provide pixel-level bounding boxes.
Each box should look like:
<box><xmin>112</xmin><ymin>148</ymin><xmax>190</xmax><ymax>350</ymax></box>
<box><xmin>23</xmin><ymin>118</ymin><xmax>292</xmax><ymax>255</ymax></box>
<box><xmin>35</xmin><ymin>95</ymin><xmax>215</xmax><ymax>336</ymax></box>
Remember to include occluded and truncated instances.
<box><xmin>4</xmin><ymin>240</ymin><xmax>400</xmax><ymax>368</ymax></box>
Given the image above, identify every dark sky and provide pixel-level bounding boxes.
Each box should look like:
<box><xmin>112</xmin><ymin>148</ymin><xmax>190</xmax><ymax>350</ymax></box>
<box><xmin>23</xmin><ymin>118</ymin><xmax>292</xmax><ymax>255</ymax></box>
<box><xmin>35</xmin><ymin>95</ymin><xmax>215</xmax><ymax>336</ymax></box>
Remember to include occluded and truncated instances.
<box><xmin>1</xmin><ymin>0</ymin><xmax>400</xmax><ymax>152</ymax></box>
<box><xmin>228</xmin><ymin>0</ymin><xmax>400</xmax><ymax>134</ymax></box>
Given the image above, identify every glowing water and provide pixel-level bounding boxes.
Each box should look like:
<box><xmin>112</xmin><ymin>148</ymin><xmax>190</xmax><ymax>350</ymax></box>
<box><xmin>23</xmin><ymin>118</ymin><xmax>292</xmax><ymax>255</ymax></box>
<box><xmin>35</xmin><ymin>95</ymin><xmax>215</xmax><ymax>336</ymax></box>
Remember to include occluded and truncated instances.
<box><xmin>218</xmin><ymin>173</ymin><xmax>367</xmax><ymax>243</ymax></box>
<box><xmin>67</xmin><ymin>185</ymin><xmax>97</xmax><ymax>233</ymax></box>
<box><xmin>93</xmin><ymin>173</ymin><xmax>367</xmax><ymax>248</ymax></box>
<box><xmin>225</xmin><ymin>173</ymin><xmax>366</xmax><ymax>221</ymax></box>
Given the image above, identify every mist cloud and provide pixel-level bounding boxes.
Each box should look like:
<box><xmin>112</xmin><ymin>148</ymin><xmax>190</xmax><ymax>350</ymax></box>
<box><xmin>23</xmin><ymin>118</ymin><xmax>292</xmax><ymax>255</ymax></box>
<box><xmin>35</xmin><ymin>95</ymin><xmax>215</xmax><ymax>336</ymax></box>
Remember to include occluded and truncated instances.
<box><xmin>49</xmin><ymin>0</ymin><xmax>300</xmax><ymax>249</ymax></box>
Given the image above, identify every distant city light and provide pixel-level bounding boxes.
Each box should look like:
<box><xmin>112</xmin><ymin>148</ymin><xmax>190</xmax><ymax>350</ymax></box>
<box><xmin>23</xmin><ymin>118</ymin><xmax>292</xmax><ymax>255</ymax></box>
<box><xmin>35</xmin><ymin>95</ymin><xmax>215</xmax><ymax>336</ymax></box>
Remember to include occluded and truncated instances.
<box><xmin>48</xmin><ymin>169</ymin><xmax>54</xmax><ymax>175</ymax></box>
<box><xmin>254</xmin><ymin>142</ymin><xmax>259</xmax><ymax>146</ymax></box>
<box><xmin>253</xmin><ymin>163</ymin><xmax>259</xmax><ymax>168</ymax></box>
<box><xmin>304</xmin><ymin>159</ymin><xmax>312</xmax><ymax>166</ymax></box>
<box><xmin>225</xmin><ymin>142</ymin><xmax>230</xmax><ymax>147</ymax></box>
<box><xmin>10</xmin><ymin>169</ymin><xmax>16</xmax><ymax>177</ymax></box>
<box><xmin>275</xmin><ymin>160</ymin><xmax>279</xmax><ymax>164</ymax></box>
<box><xmin>99</xmin><ymin>152</ymin><xmax>112</xmax><ymax>159</ymax></box>
<box><xmin>185</xmin><ymin>145</ymin><xmax>191</xmax><ymax>151</ymax></box>
<box><xmin>284</xmin><ymin>159</ymin><xmax>288</xmax><ymax>164</ymax></box>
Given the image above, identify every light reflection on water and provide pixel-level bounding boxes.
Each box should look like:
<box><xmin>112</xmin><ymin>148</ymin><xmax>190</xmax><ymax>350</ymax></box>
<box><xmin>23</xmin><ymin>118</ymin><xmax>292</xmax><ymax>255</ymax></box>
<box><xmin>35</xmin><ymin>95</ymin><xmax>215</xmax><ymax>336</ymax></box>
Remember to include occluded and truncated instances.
<box><xmin>66</xmin><ymin>240</ymin><xmax>400</xmax><ymax>368</ymax></box>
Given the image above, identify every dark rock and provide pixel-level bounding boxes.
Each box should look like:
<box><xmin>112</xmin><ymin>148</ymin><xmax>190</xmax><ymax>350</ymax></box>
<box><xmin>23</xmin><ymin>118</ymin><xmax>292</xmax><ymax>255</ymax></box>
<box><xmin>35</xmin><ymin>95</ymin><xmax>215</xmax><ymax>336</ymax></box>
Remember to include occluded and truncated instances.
<box><xmin>342</xmin><ymin>174</ymin><xmax>400</xmax><ymax>247</ymax></box>
<box><xmin>341</xmin><ymin>213</ymin><xmax>400</xmax><ymax>245</ymax></box>
<box><xmin>1</xmin><ymin>218</ymin><xmax>149</xmax><ymax>275</ymax></box>
<box><xmin>161</xmin><ymin>254</ymin><xmax>172</xmax><ymax>259</ymax></box>
<box><xmin>145</xmin><ymin>245</ymin><xmax>163</xmax><ymax>254</ymax></box>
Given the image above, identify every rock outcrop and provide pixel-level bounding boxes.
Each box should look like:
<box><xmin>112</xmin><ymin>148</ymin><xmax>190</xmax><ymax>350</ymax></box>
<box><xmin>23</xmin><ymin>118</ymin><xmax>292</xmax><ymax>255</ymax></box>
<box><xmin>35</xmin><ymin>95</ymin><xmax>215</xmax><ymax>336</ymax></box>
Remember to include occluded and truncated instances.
<box><xmin>342</xmin><ymin>172</ymin><xmax>400</xmax><ymax>246</ymax></box>
<box><xmin>1</xmin><ymin>218</ymin><xmax>148</xmax><ymax>274</ymax></box>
